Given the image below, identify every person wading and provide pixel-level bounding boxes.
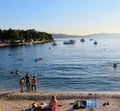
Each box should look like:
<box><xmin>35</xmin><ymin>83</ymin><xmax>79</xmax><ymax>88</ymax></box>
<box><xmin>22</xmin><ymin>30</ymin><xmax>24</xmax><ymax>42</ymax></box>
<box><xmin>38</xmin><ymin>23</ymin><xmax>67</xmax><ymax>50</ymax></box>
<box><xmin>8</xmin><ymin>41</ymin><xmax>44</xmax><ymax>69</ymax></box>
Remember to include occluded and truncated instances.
<box><xmin>25</xmin><ymin>72</ymin><xmax>31</xmax><ymax>91</ymax></box>
<box><xmin>19</xmin><ymin>77</ymin><xmax>25</xmax><ymax>92</ymax></box>
<box><xmin>31</xmin><ymin>76</ymin><xmax>37</xmax><ymax>91</ymax></box>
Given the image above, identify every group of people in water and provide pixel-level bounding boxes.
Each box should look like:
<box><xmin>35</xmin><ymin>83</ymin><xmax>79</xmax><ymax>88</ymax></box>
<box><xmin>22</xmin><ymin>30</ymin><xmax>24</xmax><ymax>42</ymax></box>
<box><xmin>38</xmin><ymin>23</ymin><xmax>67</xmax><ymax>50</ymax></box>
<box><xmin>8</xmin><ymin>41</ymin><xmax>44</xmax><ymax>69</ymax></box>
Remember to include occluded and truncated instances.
<box><xmin>19</xmin><ymin>72</ymin><xmax>37</xmax><ymax>92</ymax></box>
<box><xmin>19</xmin><ymin>73</ymin><xmax>58</xmax><ymax>111</ymax></box>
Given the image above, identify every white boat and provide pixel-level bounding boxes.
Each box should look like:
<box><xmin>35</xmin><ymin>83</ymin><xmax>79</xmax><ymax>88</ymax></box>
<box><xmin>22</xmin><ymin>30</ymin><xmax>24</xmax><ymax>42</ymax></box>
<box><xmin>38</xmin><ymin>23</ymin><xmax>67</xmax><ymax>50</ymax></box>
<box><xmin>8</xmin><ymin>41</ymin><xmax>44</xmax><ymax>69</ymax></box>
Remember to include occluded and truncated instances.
<box><xmin>63</xmin><ymin>39</ymin><xmax>75</xmax><ymax>44</ymax></box>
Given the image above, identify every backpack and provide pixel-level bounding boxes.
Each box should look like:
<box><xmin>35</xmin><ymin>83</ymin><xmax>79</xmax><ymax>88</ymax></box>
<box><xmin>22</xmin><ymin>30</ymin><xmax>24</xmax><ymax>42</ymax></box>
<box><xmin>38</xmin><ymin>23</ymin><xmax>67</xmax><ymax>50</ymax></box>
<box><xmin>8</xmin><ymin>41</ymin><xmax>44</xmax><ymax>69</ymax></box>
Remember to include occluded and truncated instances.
<box><xmin>73</xmin><ymin>100</ymin><xmax>86</xmax><ymax>109</ymax></box>
<box><xmin>73</xmin><ymin>101</ymin><xmax>81</xmax><ymax>109</ymax></box>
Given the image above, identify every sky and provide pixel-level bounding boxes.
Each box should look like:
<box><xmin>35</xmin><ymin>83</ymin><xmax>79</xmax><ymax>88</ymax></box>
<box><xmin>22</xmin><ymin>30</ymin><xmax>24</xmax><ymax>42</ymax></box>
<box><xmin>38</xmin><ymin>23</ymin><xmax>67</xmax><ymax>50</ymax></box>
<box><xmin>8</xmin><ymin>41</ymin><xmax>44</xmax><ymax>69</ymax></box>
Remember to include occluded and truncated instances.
<box><xmin>0</xmin><ymin>0</ymin><xmax>120</xmax><ymax>35</ymax></box>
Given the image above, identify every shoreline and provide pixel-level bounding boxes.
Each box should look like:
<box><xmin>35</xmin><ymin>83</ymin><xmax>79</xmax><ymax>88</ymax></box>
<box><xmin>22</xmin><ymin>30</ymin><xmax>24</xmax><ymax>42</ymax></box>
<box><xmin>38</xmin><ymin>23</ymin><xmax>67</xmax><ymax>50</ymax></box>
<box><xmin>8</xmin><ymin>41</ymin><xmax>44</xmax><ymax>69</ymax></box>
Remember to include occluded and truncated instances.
<box><xmin>0</xmin><ymin>91</ymin><xmax>120</xmax><ymax>100</ymax></box>
<box><xmin>0</xmin><ymin>40</ymin><xmax>53</xmax><ymax>47</ymax></box>
<box><xmin>0</xmin><ymin>92</ymin><xmax>120</xmax><ymax>111</ymax></box>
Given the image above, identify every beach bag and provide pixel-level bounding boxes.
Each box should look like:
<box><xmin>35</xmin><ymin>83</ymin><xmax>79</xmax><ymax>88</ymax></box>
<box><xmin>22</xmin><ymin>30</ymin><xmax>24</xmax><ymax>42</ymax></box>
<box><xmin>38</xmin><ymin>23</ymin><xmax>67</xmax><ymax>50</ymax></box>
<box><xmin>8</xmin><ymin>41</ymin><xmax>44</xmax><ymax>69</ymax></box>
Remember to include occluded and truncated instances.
<box><xmin>73</xmin><ymin>100</ymin><xmax>86</xmax><ymax>109</ymax></box>
<box><xmin>32</xmin><ymin>103</ymin><xmax>37</xmax><ymax>108</ymax></box>
<box><xmin>73</xmin><ymin>101</ymin><xmax>81</xmax><ymax>109</ymax></box>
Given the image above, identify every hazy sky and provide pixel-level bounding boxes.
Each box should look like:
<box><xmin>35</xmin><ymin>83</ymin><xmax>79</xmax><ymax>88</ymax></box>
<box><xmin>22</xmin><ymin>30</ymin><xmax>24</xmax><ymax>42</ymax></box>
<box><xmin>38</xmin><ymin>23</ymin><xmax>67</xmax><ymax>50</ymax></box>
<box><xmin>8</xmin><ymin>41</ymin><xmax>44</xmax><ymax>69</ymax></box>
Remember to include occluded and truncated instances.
<box><xmin>0</xmin><ymin>0</ymin><xmax>120</xmax><ymax>35</ymax></box>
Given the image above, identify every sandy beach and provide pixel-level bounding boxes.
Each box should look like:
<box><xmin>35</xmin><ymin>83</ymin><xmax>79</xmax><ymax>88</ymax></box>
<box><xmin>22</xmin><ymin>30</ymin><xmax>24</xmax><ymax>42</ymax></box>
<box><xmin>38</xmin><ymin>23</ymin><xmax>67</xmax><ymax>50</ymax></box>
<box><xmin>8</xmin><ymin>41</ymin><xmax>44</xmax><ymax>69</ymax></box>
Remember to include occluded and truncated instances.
<box><xmin>0</xmin><ymin>92</ymin><xmax>120</xmax><ymax>111</ymax></box>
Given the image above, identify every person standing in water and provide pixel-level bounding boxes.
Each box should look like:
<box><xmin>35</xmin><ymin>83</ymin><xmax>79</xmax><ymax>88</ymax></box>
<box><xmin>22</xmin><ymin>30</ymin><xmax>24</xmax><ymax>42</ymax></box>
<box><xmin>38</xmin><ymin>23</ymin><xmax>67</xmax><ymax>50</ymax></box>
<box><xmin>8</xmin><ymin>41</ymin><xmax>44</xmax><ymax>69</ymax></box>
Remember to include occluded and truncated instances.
<box><xmin>31</xmin><ymin>76</ymin><xmax>37</xmax><ymax>91</ymax></box>
<box><xmin>49</xmin><ymin>95</ymin><xmax>57</xmax><ymax>111</ymax></box>
<box><xmin>25</xmin><ymin>72</ymin><xmax>31</xmax><ymax>91</ymax></box>
<box><xmin>19</xmin><ymin>77</ymin><xmax>25</xmax><ymax>92</ymax></box>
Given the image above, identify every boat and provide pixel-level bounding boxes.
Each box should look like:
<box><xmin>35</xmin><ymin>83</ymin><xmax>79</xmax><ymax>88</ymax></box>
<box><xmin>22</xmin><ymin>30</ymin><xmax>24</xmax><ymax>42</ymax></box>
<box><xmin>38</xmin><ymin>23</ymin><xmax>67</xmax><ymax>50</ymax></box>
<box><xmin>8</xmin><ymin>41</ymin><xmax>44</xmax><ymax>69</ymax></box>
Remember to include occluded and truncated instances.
<box><xmin>80</xmin><ymin>38</ymin><xmax>85</xmax><ymax>42</ymax></box>
<box><xmin>94</xmin><ymin>41</ymin><xmax>97</xmax><ymax>45</ymax></box>
<box><xmin>89</xmin><ymin>39</ymin><xmax>93</xmax><ymax>41</ymax></box>
<box><xmin>63</xmin><ymin>39</ymin><xmax>75</xmax><ymax>44</ymax></box>
<box><xmin>52</xmin><ymin>41</ymin><xmax>57</xmax><ymax>46</ymax></box>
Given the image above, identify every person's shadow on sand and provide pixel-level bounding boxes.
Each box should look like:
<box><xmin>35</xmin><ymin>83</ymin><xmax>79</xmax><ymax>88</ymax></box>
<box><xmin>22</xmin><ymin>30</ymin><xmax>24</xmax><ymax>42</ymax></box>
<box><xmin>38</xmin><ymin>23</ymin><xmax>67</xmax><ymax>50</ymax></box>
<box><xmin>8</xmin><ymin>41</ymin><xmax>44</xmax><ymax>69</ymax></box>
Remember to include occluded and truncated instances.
<box><xmin>21</xmin><ymin>109</ymin><xmax>30</xmax><ymax>111</ymax></box>
<box><xmin>66</xmin><ymin>108</ymin><xmax>87</xmax><ymax>111</ymax></box>
<box><xmin>65</xmin><ymin>108</ymin><xmax>73</xmax><ymax>111</ymax></box>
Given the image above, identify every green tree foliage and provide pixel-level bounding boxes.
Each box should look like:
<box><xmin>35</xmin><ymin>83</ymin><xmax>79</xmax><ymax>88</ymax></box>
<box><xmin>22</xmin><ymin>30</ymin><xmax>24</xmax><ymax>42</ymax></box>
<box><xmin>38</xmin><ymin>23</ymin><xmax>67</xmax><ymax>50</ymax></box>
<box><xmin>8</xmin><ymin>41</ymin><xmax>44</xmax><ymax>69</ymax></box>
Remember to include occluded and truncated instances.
<box><xmin>0</xmin><ymin>28</ymin><xmax>53</xmax><ymax>42</ymax></box>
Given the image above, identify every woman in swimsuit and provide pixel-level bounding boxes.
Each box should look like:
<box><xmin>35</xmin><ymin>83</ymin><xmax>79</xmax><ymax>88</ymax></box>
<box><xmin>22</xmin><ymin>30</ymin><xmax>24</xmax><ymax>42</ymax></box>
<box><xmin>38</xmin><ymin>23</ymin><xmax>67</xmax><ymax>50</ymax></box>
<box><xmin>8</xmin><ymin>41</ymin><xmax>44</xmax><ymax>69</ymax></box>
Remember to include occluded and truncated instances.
<box><xmin>49</xmin><ymin>95</ymin><xmax>57</xmax><ymax>111</ymax></box>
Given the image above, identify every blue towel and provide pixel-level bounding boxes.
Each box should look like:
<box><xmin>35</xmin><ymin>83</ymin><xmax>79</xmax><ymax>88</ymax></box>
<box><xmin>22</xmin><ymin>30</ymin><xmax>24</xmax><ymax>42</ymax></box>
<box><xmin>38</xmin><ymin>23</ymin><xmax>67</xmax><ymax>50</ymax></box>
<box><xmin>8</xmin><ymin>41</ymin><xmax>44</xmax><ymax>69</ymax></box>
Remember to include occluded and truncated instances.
<box><xmin>86</xmin><ymin>100</ymin><xmax>97</xmax><ymax>108</ymax></box>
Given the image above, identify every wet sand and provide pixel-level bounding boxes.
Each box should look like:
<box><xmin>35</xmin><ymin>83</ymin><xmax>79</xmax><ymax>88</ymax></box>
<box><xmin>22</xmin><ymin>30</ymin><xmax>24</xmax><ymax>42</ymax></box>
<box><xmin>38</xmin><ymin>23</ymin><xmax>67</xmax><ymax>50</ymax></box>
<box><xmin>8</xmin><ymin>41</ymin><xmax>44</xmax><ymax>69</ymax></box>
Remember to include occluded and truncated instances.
<box><xmin>0</xmin><ymin>92</ymin><xmax>120</xmax><ymax>111</ymax></box>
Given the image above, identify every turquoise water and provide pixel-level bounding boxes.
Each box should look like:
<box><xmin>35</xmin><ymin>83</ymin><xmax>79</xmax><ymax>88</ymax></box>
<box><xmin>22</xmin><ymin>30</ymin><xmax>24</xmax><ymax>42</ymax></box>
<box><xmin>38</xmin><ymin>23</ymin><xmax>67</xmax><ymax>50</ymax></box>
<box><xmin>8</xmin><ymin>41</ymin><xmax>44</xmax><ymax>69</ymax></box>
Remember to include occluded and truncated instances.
<box><xmin>0</xmin><ymin>36</ymin><xmax>120</xmax><ymax>93</ymax></box>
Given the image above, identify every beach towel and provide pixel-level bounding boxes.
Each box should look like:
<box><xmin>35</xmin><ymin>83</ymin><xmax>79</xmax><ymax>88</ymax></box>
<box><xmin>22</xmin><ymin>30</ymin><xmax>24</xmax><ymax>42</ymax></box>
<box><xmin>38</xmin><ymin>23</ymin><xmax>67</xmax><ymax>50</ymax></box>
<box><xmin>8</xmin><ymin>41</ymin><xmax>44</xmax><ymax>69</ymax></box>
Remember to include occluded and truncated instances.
<box><xmin>86</xmin><ymin>100</ymin><xmax>97</xmax><ymax>108</ymax></box>
<box><xmin>73</xmin><ymin>100</ymin><xmax>97</xmax><ymax>109</ymax></box>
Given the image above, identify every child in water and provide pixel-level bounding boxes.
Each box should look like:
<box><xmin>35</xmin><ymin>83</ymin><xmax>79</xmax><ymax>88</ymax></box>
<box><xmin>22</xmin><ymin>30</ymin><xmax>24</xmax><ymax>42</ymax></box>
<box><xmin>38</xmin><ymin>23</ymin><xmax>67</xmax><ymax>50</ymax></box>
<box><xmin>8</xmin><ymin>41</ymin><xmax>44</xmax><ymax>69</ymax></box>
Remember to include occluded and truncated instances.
<box><xmin>19</xmin><ymin>77</ymin><xmax>25</xmax><ymax>92</ymax></box>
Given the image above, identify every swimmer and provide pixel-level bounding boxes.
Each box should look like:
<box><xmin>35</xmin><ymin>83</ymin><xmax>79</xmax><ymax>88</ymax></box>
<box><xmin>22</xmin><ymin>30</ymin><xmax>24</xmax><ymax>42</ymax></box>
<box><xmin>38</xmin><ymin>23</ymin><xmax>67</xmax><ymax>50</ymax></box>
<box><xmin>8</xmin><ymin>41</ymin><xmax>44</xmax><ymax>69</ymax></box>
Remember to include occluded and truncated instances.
<box><xmin>113</xmin><ymin>63</ymin><xmax>117</xmax><ymax>68</ymax></box>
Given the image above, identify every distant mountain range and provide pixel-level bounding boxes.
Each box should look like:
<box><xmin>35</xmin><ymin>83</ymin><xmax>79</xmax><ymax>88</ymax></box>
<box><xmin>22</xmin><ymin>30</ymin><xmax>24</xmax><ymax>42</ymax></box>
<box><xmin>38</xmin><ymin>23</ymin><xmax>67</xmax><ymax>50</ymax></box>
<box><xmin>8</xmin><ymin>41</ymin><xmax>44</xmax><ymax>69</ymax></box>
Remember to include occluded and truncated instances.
<box><xmin>52</xmin><ymin>33</ymin><xmax>120</xmax><ymax>38</ymax></box>
<box><xmin>52</xmin><ymin>33</ymin><xmax>83</xmax><ymax>38</ymax></box>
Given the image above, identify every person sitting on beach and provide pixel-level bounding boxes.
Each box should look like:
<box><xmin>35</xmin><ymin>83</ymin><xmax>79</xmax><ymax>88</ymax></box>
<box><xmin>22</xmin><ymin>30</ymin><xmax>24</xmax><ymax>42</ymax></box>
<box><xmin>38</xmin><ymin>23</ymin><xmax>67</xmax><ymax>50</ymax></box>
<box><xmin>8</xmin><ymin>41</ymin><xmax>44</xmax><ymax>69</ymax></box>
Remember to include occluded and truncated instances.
<box><xmin>25</xmin><ymin>72</ymin><xmax>31</xmax><ymax>91</ymax></box>
<box><xmin>19</xmin><ymin>77</ymin><xmax>25</xmax><ymax>92</ymax></box>
<box><xmin>31</xmin><ymin>76</ymin><xmax>37</xmax><ymax>91</ymax></box>
<box><xmin>49</xmin><ymin>95</ymin><xmax>57</xmax><ymax>111</ymax></box>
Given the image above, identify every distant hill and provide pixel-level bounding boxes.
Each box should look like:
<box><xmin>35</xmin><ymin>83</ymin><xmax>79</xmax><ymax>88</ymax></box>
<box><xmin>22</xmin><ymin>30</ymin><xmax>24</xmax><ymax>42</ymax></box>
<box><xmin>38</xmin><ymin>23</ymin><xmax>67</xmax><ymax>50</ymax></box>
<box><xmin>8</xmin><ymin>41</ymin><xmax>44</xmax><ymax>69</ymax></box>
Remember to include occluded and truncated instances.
<box><xmin>52</xmin><ymin>33</ymin><xmax>83</xmax><ymax>38</ymax></box>
<box><xmin>84</xmin><ymin>33</ymin><xmax>120</xmax><ymax>38</ymax></box>
<box><xmin>52</xmin><ymin>33</ymin><xmax>120</xmax><ymax>38</ymax></box>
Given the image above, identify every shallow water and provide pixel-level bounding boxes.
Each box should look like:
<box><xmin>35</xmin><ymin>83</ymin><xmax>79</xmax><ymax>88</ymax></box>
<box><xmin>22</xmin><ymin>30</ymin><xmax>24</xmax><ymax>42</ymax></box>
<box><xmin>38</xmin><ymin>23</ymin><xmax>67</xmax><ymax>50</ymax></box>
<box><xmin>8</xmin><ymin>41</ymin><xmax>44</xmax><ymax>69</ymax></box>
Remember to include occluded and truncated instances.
<box><xmin>0</xmin><ymin>36</ymin><xmax>120</xmax><ymax>93</ymax></box>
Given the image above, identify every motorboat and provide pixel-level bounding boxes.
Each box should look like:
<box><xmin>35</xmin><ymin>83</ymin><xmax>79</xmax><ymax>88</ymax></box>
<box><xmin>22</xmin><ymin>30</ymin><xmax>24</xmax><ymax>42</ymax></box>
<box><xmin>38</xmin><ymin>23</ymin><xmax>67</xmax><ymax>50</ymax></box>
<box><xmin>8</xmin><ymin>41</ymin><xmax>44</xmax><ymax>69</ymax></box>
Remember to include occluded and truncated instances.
<box><xmin>89</xmin><ymin>39</ymin><xmax>93</xmax><ymax>41</ymax></box>
<box><xmin>80</xmin><ymin>38</ymin><xmax>85</xmax><ymax>42</ymax></box>
<box><xmin>94</xmin><ymin>41</ymin><xmax>97</xmax><ymax>45</ymax></box>
<box><xmin>63</xmin><ymin>39</ymin><xmax>75</xmax><ymax>44</ymax></box>
<box><xmin>52</xmin><ymin>41</ymin><xmax>57</xmax><ymax>46</ymax></box>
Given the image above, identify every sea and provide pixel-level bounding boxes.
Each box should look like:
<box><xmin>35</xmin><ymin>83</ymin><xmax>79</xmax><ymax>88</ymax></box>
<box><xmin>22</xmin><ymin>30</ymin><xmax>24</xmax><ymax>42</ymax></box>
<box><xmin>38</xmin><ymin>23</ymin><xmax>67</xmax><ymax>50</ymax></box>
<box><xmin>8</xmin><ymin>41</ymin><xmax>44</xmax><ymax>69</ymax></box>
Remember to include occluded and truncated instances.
<box><xmin>1</xmin><ymin>36</ymin><xmax>120</xmax><ymax>93</ymax></box>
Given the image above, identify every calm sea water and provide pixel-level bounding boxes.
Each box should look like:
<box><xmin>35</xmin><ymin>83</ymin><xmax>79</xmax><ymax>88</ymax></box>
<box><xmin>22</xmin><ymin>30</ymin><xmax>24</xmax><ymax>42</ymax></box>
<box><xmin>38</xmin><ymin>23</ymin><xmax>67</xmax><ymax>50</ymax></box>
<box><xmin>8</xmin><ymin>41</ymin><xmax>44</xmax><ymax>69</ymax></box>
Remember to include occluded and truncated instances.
<box><xmin>0</xmin><ymin>36</ymin><xmax>120</xmax><ymax>93</ymax></box>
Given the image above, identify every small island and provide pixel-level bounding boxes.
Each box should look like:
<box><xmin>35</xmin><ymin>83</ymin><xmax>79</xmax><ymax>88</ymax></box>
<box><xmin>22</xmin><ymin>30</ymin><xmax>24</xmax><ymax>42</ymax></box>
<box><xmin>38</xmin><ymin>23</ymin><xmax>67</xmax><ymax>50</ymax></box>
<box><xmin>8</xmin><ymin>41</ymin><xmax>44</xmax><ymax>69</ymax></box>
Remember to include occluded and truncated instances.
<box><xmin>0</xmin><ymin>28</ymin><xmax>53</xmax><ymax>46</ymax></box>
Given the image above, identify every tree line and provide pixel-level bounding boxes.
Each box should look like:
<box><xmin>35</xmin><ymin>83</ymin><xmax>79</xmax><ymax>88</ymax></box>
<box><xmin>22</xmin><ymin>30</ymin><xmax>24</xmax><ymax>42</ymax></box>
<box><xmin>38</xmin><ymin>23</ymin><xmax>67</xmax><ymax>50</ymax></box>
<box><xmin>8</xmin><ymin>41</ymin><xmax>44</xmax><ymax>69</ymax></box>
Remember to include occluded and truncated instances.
<box><xmin>0</xmin><ymin>28</ymin><xmax>53</xmax><ymax>43</ymax></box>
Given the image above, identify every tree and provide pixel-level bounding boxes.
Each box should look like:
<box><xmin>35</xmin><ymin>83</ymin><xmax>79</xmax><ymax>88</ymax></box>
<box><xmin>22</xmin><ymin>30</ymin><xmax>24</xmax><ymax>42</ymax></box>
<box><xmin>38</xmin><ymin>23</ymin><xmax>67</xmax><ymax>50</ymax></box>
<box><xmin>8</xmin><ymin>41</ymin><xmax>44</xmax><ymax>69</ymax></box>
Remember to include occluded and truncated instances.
<box><xmin>0</xmin><ymin>28</ymin><xmax>53</xmax><ymax>43</ymax></box>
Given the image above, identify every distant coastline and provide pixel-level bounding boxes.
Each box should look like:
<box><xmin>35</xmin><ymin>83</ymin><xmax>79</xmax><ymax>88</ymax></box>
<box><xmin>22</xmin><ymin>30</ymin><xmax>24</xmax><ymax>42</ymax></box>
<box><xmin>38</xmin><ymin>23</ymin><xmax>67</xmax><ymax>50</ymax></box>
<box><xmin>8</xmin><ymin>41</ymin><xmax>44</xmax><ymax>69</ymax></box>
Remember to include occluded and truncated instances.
<box><xmin>0</xmin><ymin>28</ymin><xmax>53</xmax><ymax>47</ymax></box>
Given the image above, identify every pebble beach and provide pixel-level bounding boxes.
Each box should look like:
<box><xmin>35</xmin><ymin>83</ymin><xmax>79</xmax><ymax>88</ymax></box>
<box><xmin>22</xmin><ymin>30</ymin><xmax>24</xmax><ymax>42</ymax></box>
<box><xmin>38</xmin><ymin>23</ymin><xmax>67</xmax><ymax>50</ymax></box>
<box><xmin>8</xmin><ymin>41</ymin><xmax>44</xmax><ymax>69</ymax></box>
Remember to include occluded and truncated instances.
<box><xmin>0</xmin><ymin>92</ymin><xmax>120</xmax><ymax>111</ymax></box>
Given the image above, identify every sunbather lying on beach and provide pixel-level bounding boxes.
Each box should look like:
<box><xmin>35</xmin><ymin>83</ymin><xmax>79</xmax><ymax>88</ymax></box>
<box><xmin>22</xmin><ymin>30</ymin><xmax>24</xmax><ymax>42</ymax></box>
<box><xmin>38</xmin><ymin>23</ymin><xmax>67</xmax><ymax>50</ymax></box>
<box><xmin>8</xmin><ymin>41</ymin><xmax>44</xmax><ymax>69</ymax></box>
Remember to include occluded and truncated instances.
<box><xmin>37</xmin><ymin>102</ymin><xmax>50</xmax><ymax>111</ymax></box>
<box><xmin>29</xmin><ymin>95</ymin><xmax>58</xmax><ymax>111</ymax></box>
